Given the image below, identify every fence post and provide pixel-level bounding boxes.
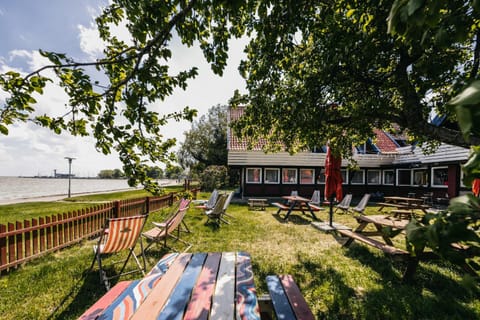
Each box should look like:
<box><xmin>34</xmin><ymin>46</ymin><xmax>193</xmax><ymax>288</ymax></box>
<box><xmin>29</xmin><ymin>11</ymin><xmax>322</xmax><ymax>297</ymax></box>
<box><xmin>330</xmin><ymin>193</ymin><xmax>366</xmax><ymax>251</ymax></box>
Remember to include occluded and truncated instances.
<box><xmin>0</xmin><ymin>224</ymin><xmax>6</xmax><ymax>270</ymax></box>
<box><xmin>146</xmin><ymin>197</ymin><xmax>151</xmax><ymax>214</ymax></box>
<box><xmin>114</xmin><ymin>200</ymin><xmax>121</xmax><ymax>218</ymax></box>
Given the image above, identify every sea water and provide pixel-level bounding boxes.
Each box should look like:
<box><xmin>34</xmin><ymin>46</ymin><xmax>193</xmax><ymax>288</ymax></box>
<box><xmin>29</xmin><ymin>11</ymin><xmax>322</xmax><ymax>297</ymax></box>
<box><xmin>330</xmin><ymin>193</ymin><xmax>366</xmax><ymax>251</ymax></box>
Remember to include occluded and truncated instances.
<box><xmin>0</xmin><ymin>176</ymin><xmax>173</xmax><ymax>202</ymax></box>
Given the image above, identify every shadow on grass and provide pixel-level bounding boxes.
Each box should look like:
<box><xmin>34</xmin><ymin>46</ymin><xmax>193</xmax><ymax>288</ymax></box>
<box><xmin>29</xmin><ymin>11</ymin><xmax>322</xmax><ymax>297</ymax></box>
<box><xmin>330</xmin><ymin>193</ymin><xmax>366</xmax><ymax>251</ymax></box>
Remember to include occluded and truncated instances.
<box><xmin>271</xmin><ymin>212</ymin><xmax>314</xmax><ymax>225</ymax></box>
<box><xmin>339</xmin><ymin>244</ymin><xmax>479</xmax><ymax>319</ymax></box>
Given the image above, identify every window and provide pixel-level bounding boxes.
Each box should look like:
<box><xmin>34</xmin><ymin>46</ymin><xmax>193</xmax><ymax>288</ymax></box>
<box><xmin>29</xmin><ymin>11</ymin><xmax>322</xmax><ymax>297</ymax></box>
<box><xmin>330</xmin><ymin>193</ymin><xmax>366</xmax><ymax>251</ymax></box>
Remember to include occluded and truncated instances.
<box><xmin>246</xmin><ymin>168</ymin><xmax>262</xmax><ymax>184</ymax></box>
<box><xmin>282</xmin><ymin>168</ymin><xmax>297</xmax><ymax>184</ymax></box>
<box><xmin>264</xmin><ymin>168</ymin><xmax>280</xmax><ymax>184</ymax></box>
<box><xmin>397</xmin><ymin>169</ymin><xmax>411</xmax><ymax>185</ymax></box>
<box><xmin>367</xmin><ymin>170</ymin><xmax>381</xmax><ymax>184</ymax></box>
<box><xmin>431</xmin><ymin>167</ymin><xmax>448</xmax><ymax>187</ymax></box>
<box><xmin>350</xmin><ymin>170</ymin><xmax>365</xmax><ymax>184</ymax></box>
<box><xmin>341</xmin><ymin>169</ymin><xmax>348</xmax><ymax>184</ymax></box>
<box><xmin>412</xmin><ymin>168</ymin><xmax>428</xmax><ymax>186</ymax></box>
<box><xmin>383</xmin><ymin>170</ymin><xmax>394</xmax><ymax>185</ymax></box>
<box><xmin>300</xmin><ymin>169</ymin><xmax>314</xmax><ymax>184</ymax></box>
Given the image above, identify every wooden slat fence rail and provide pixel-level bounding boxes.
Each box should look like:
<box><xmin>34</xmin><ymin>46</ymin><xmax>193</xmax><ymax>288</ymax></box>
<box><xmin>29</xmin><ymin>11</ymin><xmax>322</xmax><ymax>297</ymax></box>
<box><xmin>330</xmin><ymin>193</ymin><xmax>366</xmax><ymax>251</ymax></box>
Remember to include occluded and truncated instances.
<box><xmin>0</xmin><ymin>190</ymin><xmax>195</xmax><ymax>272</ymax></box>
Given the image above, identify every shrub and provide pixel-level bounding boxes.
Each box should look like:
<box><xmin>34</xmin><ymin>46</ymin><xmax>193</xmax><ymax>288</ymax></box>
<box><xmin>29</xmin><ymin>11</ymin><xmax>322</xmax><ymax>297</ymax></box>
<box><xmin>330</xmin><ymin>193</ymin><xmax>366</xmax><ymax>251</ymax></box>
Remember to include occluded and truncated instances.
<box><xmin>199</xmin><ymin>165</ymin><xmax>229</xmax><ymax>191</ymax></box>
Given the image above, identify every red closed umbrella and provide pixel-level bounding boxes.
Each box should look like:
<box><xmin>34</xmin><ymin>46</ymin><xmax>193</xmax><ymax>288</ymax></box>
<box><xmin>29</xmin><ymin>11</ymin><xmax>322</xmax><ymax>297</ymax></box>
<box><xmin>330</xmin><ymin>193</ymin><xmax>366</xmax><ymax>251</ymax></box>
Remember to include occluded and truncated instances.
<box><xmin>472</xmin><ymin>178</ymin><xmax>480</xmax><ymax>197</ymax></box>
<box><xmin>324</xmin><ymin>146</ymin><xmax>343</xmax><ymax>226</ymax></box>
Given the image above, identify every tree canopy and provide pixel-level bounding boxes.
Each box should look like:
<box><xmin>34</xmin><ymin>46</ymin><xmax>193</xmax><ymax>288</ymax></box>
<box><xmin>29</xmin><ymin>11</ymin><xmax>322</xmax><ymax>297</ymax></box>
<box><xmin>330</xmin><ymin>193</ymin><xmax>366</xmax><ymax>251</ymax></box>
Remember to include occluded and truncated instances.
<box><xmin>177</xmin><ymin>104</ymin><xmax>228</xmax><ymax>172</ymax></box>
<box><xmin>231</xmin><ymin>0</ymin><xmax>480</xmax><ymax>155</ymax></box>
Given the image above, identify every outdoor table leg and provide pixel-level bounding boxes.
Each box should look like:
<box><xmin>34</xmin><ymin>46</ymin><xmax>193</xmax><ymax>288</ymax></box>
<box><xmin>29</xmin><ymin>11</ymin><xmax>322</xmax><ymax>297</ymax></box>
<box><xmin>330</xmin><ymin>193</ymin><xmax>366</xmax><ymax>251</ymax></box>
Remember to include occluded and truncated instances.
<box><xmin>372</xmin><ymin>224</ymin><xmax>394</xmax><ymax>246</ymax></box>
<box><xmin>305</xmin><ymin>203</ymin><xmax>318</xmax><ymax>220</ymax></box>
<box><xmin>343</xmin><ymin>221</ymin><xmax>369</xmax><ymax>247</ymax></box>
<box><xmin>283</xmin><ymin>201</ymin><xmax>297</xmax><ymax>221</ymax></box>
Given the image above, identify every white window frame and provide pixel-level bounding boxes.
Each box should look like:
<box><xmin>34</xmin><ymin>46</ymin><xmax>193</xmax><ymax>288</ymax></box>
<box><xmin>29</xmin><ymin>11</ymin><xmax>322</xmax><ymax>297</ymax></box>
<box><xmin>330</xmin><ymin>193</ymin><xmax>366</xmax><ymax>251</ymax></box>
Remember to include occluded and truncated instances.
<box><xmin>341</xmin><ymin>169</ymin><xmax>349</xmax><ymax>184</ymax></box>
<box><xmin>299</xmin><ymin>168</ymin><xmax>315</xmax><ymax>184</ymax></box>
<box><xmin>412</xmin><ymin>167</ymin><xmax>429</xmax><ymax>187</ymax></box>
<box><xmin>264</xmin><ymin>168</ymin><xmax>280</xmax><ymax>184</ymax></box>
<box><xmin>282</xmin><ymin>168</ymin><xmax>298</xmax><ymax>184</ymax></box>
<box><xmin>431</xmin><ymin>166</ymin><xmax>448</xmax><ymax>188</ymax></box>
<box><xmin>396</xmin><ymin>169</ymin><xmax>412</xmax><ymax>186</ymax></box>
<box><xmin>460</xmin><ymin>164</ymin><xmax>466</xmax><ymax>188</ymax></box>
<box><xmin>246</xmin><ymin>167</ymin><xmax>262</xmax><ymax>184</ymax></box>
<box><xmin>366</xmin><ymin>170</ymin><xmax>381</xmax><ymax>185</ymax></box>
<box><xmin>350</xmin><ymin>169</ymin><xmax>365</xmax><ymax>185</ymax></box>
<box><xmin>383</xmin><ymin>170</ymin><xmax>394</xmax><ymax>185</ymax></box>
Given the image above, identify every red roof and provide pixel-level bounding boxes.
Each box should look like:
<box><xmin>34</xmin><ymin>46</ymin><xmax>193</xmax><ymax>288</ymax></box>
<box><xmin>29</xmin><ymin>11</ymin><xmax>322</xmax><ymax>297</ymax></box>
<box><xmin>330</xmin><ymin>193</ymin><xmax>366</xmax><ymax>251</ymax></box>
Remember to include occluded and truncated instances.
<box><xmin>228</xmin><ymin>107</ymin><xmax>399</xmax><ymax>154</ymax></box>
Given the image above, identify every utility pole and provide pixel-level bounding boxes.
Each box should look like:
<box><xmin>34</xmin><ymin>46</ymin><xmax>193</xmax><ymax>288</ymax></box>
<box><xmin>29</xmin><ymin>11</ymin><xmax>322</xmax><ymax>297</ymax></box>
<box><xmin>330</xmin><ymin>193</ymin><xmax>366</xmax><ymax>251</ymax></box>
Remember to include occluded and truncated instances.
<box><xmin>64</xmin><ymin>157</ymin><xmax>76</xmax><ymax>198</ymax></box>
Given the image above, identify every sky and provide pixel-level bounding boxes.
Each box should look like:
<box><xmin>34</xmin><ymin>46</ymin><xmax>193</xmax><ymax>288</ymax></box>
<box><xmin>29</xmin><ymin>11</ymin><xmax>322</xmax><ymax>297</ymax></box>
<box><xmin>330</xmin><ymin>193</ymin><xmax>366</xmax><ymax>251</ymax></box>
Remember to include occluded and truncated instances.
<box><xmin>0</xmin><ymin>0</ymin><xmax>247</xmax><ymax>177</ymax></box>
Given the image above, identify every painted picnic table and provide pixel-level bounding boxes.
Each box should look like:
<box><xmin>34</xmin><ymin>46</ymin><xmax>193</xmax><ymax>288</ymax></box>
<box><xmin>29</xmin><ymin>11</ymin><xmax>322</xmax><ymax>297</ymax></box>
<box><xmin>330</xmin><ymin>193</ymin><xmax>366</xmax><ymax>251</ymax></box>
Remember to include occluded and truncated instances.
<box><xmin>80</xmin><ymin>251</ymin><xmax>260</xmax><ymax>320</ymax></box>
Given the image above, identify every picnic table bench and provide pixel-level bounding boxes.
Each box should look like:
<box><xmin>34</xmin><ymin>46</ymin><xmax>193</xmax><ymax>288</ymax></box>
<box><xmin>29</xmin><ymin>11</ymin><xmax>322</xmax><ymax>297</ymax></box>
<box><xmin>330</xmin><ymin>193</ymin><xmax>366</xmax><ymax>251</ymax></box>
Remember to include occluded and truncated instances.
<box><xmin>263</xmin><ymin>274</ymin><xmax>315</xmax><ymax>320</ymax></box>
<box><xmin>248</xmin><ymin>198</ymin><xmax>268</xmax><ymax>210</ymax></box>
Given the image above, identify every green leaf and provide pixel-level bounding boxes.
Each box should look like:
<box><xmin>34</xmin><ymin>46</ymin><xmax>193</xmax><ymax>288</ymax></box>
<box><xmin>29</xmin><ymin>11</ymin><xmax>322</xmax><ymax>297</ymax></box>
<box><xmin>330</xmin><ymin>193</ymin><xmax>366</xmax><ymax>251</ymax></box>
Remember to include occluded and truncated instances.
<box><xmin>0</xmin><ymin>124</ymin><xmax>9</xmax><ymax>135</ymax></box>
<box><xmin>447</xmin><ymin>81</ymin><xmax>480</xmax><ymax>107</ymax></box>
<box><xmin>407</xmin><ymin>0</ymin><xmax>424</xmax><ymax>16</ymax></box>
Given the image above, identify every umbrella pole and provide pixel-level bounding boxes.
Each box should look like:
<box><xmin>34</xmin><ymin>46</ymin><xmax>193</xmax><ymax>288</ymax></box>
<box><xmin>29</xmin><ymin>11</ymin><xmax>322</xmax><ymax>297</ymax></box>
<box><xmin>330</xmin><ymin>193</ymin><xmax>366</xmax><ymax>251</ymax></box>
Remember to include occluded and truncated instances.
<box><xmin>329</xmin><ymin>194</ymin><xmax>334</xmax><ymax>227</ymax></box>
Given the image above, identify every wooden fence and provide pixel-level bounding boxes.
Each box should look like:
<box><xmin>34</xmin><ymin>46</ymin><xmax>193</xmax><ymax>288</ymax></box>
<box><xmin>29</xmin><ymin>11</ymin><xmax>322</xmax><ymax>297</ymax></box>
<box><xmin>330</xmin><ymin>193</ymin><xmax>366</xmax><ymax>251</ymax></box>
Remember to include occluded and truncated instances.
<box><xmin>0</xmin><ymin>191</ymin><xmax>188</xmax><ymax>272</ymax></box>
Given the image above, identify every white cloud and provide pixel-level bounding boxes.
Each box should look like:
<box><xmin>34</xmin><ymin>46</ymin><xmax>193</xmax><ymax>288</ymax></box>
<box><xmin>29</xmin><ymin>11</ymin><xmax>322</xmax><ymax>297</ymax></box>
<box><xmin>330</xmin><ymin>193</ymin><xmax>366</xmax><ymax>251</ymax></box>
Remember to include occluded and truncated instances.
<box><xmin>0</xmin><ymin>4</ymin><xmax>249</xmax><ymax>177</ymax></box>
<box><xmin>78</xmin><ymin>23</ymin><xmax>104</xmax><ymax>59</ymax></box>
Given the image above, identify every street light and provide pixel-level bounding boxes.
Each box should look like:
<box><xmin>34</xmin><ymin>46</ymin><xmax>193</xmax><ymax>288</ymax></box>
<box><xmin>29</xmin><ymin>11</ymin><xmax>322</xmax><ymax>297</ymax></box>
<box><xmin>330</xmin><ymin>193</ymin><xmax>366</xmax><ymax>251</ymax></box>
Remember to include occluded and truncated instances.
<box><xmin>64</xmin><ymin>157</ymin><xmax>76</xmax><ymax>198</ymax></box>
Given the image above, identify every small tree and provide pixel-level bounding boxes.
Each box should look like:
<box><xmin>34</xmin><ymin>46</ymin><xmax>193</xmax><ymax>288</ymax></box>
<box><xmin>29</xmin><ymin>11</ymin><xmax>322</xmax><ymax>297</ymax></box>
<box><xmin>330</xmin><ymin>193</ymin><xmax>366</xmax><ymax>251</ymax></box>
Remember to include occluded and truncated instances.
<box><xmin>199</xmin><ymin>165</ymin><xmax>229</xmax><ymax>192</ymax></box>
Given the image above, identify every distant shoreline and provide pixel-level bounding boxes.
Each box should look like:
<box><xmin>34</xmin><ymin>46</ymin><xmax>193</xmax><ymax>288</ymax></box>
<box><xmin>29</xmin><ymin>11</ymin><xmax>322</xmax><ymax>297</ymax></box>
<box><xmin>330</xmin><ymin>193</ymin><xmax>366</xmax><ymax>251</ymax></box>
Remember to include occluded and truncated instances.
<box><xmin>0</xmin><ymin>178</ymin><xmax>179</xmax><ymax>205</ymax></box>
<box><xmin>0</xmin><ymin>188</ymin><xmax>136</xmax><ymax>205</ymax></box>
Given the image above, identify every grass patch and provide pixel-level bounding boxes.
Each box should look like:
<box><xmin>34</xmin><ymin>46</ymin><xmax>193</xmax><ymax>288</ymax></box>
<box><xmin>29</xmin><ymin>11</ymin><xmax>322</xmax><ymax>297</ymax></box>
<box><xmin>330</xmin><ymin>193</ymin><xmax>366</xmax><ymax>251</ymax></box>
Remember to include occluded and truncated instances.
<box><xmin>1</xmin><ymin>195</ymin><xmax>479</xmax><ymax>319</ymax></box>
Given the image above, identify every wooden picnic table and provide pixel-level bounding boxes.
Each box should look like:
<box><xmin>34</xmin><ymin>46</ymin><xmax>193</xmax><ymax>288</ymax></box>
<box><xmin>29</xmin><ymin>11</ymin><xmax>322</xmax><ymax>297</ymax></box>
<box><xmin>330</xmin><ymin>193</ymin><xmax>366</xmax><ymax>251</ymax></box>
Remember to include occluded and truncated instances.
<box><xmin>337</xmin><ymin>214</ymin><xmax>438</xmax><ymax>281</ymax></box>
<box><xmin>273</xmin><ymin>195</ymin><xmax>321</xmax><ymax>221</ymax></box>
<box><xmin>378</xmin><ymin>196</ymin><xmax>430</xmax><ymax>217</ymax></box>
<box><xmin>80</xmin><ymin>252</ymin><xmax>261</xmax><ymax>320</ymax></box>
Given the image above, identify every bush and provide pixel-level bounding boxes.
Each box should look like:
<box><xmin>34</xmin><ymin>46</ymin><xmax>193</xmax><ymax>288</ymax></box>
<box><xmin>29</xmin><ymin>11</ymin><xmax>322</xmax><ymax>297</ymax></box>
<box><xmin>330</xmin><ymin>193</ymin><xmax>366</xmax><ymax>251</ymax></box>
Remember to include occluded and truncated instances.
<box><xmin>199</xmin><ymin>165</ymin><xmax>229</xmax><ymax>191</ymax></box>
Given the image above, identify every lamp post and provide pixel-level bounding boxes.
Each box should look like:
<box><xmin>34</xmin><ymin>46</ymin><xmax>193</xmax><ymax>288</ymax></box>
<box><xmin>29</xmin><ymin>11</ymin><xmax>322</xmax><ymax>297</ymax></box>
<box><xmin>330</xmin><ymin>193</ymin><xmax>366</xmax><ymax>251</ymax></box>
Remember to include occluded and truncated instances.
<box><xmin>64</xmin><ymin>157</ymin><xmax>76</xmax><ymax>198</ymax></box>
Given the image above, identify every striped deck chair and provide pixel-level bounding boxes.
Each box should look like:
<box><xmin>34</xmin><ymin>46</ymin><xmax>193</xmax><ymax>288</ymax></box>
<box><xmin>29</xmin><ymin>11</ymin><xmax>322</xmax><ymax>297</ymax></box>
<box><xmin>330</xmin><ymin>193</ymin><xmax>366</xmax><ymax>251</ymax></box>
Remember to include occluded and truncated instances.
<box><xmin>91</xmin><ymin>214</ymin><xmax>148</xmax><ymax>290</ymax></box>
<box><xmin>142</xmin><ymin>199</ymin><xmax>192</xmax><ymax>252</ymax></box>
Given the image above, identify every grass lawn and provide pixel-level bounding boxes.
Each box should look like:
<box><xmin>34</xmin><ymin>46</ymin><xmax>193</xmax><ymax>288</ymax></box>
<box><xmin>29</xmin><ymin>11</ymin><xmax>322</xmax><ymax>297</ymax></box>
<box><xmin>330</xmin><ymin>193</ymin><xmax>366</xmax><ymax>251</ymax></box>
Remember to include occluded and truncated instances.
<box><xmin>0</xmin><ymin>194</ymin><xmax>479</xmax><ymax>319</ymax></box>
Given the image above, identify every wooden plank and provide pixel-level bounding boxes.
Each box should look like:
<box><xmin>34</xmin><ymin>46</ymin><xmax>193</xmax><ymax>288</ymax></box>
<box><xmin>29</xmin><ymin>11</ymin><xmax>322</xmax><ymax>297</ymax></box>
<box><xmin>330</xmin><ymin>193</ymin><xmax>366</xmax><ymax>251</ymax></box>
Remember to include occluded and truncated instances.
<box><xmin>211</xmin><ymin>252</ymin><xmax>236</xmax><ymax>320</ymax></box>
<box><xmin>157</xmin><ymin>253</ymin><xmax>207</xmax><ymax>320</ymax></box>
<box><xmin>130</xmin><ymin>253</ymin><xmax>191</xmax><ymax>320</ymax></box>
<box><xmin>337</xmin><ymin>229</ymin><xmax>409</xmax><ymax>256</ymax></box>
<box><xmin>236</xmin><ymin>251</ymin><xmax>261</xmax><ymax>320</ymax></box>
<box><xmin>99</xmin><ymin>253</ymin><xmax>178</xmax><ymax>319</ymax></box>
<box><xmin>78</xmin><ymin>280</ymin><xmax>132</xmax><ymax>320</ymax></box>
<box><xmin>266</xmin><ymin>275</ymin><xmax>296</xmax><ymax>319</ymax></box>
<box><xmin>183</xmin><ymin>252</ymin><xmax>222</xmax><ymax>320</ymax></box>
<box><xmin>279</xmin><ymin>275</ymin><xmax>315</xmax><ymax>320</ymax></box>
<box><xmin>271</xmin><ymin>202</ymin><xmax>289</xmax><ymax>210</ymax></box>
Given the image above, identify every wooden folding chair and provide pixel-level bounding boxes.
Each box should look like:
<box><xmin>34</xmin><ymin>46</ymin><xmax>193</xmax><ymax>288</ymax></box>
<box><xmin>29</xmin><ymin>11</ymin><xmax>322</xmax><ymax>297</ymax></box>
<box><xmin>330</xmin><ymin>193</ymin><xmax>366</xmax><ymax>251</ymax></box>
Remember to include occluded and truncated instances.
<box><xmin>90</xmin><ymin>214</ymin><xmax>148</xmax><ymax>290</ymax></box>
<box><xmin>334</xmin><ymin>194</ymin><xmax>353</xmax><ymax>214</ymax></box>
<box><xmin>349</xmin><ymin>193</ymin><xmax>370</xmax><ymax>215</ymax></box>
<box><xmin>205</xmin><ymin>194</ymin><xmax>227</xmax><ymax>226</ymax></box>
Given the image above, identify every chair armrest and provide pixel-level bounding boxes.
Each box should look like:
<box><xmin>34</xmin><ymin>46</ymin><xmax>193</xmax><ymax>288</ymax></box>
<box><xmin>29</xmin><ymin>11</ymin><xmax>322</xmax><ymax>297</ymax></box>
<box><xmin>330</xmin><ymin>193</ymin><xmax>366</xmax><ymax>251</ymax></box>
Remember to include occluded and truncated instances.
<box><xmin>152</xmin><ymin>222</ymin><xmax>167</xmax><ymax>228</ymax></box>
